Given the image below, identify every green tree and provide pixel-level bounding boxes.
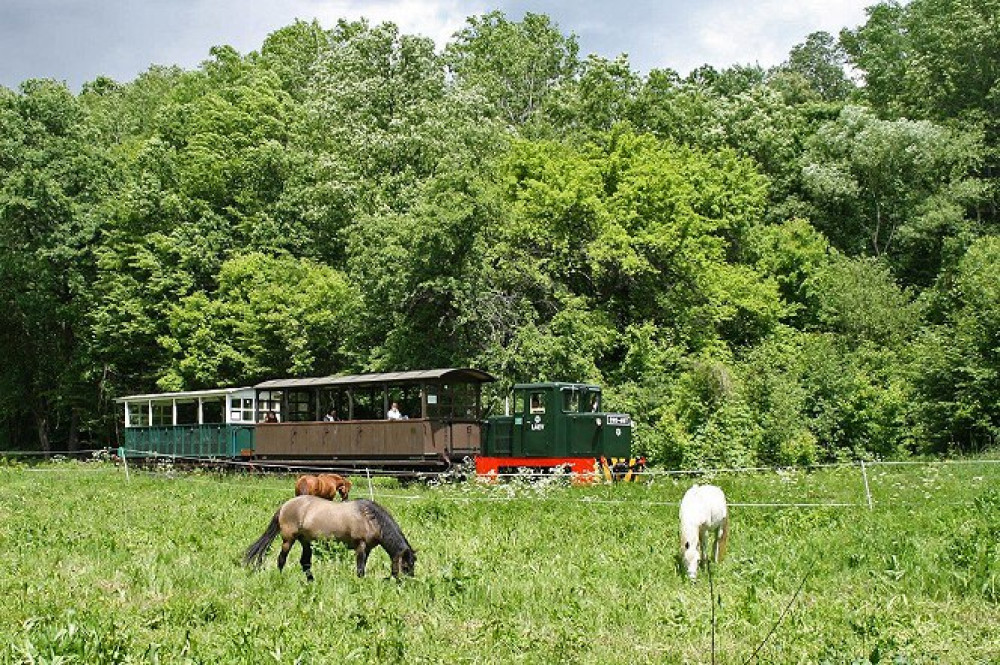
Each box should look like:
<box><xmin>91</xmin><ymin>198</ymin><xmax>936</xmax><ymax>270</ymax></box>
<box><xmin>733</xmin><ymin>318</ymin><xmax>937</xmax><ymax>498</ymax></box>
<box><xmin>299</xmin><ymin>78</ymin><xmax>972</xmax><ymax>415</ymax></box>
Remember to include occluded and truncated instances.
<box><xmin>842</xmin><ymin>0</ymin><xmax>1000</xmax><ymax>132</ymax></box>
<box><xmin>90</xmin><ymin>44</ymin><xmax>309</xmax><ymax>401</ymax></box>
<box><xmin>910</xmin><ymin>236</ymin><xmax>1000</xmax><ymax>452</ymax></box>
<box><xmin>544</xmin><ymin>54</ymin><xmax>640</xmax><ymax>137</ymax></box>
<box><xmin>742</xmin><ymin>328</ymin><xmax>914</xmax><ymax>462</ymax></box>
<box><xmin>800</xmin><ymin>105</ymin><xmax>986</xmax><ymax>284</ymax></box>
<box><xmin>258</xmin><ymin>20</ymin><xmax>330</xmax><ymax>101</ymax></box>
<box><xmin>445</xmin><ymin>11</ymin><xmax>580</xmax><ymax>128</ymax></box>
<box><xmin>804</xmin><ymin>254</ymin><xmax>922</xmax><ymax>346</ymax></box>
<box><xmin>0</xmin><ymin>80</ymin><xmax>111</xmax><ymax>451</ymax></box>
<box><xmin>745</xmin><ymin>217</ymin><xmax>832</xmax><ymax>322</ymax></box>
<box><xmin>159</xmin><ymin>253</ymin><xmax>361</xmax><ymax>389</ymax></box>
<box><xmin>772</xmin><ymin>31</ymin><xmax>854</xmax><ymax>103</ymax></box>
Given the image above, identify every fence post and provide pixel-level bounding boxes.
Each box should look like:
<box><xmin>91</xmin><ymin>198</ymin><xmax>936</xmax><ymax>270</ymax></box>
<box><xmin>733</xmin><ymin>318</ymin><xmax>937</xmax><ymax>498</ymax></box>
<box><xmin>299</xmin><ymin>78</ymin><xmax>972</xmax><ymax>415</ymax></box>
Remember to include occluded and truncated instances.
<box><xmin>860</xmin><ymin>460</ymin><xmax>873</xmax><ymax>510</ymax></box>
<box><xmin>118</xmin><ymin>446</ymin><xmax>130</xmax><ymax>482</ymax></box>
<box><xmin>366</xmin><ymin>468</ymin><xmax>374</xmax><ymax>500</ymax></box>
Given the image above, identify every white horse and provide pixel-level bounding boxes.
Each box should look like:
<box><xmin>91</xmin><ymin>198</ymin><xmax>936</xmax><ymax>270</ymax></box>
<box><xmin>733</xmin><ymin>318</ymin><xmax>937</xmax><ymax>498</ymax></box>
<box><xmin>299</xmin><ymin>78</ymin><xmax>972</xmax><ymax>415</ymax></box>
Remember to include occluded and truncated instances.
<box><xmin>679</xmin><ymin>484</ymin><xmax>730</xmax><ymax>580</ymax></box>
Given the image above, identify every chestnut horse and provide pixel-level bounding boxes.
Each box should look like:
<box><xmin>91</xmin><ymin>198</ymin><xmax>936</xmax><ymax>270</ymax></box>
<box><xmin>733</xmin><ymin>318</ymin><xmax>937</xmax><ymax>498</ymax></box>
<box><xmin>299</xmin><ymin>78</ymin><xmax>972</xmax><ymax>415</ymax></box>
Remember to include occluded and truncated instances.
<box><xmin>244</xmin><ymin>495</ymin><xmax>416</xmax><ymax>581</ymax></box>
<box><xmin>679</xmin><ymin>484</ymin><xmax>730</xmax><ymax>580</ymax></box>
<box><xmin>294</xmin><ymin>473</ymin><xmax>351</xmax><ymax>501</ymax></box>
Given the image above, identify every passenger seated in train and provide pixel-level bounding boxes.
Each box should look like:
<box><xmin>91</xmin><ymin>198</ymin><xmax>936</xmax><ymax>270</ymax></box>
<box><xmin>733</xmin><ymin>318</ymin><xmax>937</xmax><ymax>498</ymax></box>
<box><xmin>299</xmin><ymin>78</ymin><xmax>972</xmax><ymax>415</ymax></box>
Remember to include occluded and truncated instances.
<box><xmin>261</xmin><ymin>411</ymin><xmax>279</xmax><ymax>423</ymax></box>
<box><xmin>323</xmin><ymin>408</ymin><xmax>339</xmax><ymax>422</ymax></box>
<box><xmin>387</xmin><ymin>402</ymin><xmax>403</xmax><ymax>420</ymax></box>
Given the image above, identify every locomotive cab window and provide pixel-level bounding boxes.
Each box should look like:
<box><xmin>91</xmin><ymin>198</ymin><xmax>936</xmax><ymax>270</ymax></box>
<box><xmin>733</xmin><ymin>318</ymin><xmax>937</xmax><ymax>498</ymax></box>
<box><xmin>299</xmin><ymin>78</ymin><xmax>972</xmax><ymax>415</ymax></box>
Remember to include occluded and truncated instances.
<box><xmin>588</xmin><ymin>389</ymin><xmax>601</xmax><ymax>412</ymax></box>
<box><xmin>529</xmin><ymin>392</ymin><xmax>546</xmax><ymax>414</ymax></box>
<box><xmin>562</xmin><ymin>388</ymin><xmax>580</xmax><ymax>413</ymax></box>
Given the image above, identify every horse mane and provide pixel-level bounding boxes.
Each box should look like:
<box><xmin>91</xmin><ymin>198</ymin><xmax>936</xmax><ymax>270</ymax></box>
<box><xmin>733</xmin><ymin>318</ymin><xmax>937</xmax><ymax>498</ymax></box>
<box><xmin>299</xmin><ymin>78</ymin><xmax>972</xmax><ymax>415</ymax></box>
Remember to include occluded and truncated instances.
<box><xmin>357</xmin><ymin>499</ymin><xmax>412</xmax><ymax>556</ymax></box>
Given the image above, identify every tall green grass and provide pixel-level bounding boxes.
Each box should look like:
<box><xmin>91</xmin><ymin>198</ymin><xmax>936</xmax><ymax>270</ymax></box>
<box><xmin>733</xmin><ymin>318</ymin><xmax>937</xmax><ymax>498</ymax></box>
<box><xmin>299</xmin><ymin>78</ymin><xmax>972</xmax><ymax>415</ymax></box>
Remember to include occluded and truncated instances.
<box><xmin>0</xmin><ymin>459</ymin><xmax>997</xmax><ymax>663</ymax></box>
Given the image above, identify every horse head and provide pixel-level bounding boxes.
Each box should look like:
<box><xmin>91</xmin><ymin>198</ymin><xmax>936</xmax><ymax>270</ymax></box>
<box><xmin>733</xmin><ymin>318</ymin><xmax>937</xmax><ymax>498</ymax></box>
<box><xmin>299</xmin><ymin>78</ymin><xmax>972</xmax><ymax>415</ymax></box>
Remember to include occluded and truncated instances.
<box><xmin>681</xmin><ymin>534</ymin><xmax>700</xmax><ymax>580</ymax></box>
<box><xmin>337</xmin><ymin>478</ymin><xmax>352</xmax><ymax>501</ymax></box>
<box><xmin>392</xmin><ymin>547</ymin><xmax>417</xmax><ymax>578</ymax></box>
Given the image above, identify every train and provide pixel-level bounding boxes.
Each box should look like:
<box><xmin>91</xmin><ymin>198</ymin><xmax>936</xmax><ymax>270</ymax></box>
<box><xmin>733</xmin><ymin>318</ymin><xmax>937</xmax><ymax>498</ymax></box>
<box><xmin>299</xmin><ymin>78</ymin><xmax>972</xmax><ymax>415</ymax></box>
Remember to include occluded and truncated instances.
<box><xmin>116</xmin><ymin>368</ymin><xmax>637</xmax><ymax>478</ymax></box>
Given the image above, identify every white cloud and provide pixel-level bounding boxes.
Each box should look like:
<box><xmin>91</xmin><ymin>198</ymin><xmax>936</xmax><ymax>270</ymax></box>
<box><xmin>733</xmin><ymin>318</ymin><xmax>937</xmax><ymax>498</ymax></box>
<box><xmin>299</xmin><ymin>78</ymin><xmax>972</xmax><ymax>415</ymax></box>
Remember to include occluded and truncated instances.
<box><xmin>284</xmin><ymin>0</ymin><xmax>486</xmax><ymax>47</ymax></box>
<box><xmin>689</xmin><ymin>0</ymin><xmax>870</xmax><ymax>71</ymax></box>
<box><xmin>0</xmin><ymin>0</ymin><xmax>878</xmax><ymax>89</ymax></box>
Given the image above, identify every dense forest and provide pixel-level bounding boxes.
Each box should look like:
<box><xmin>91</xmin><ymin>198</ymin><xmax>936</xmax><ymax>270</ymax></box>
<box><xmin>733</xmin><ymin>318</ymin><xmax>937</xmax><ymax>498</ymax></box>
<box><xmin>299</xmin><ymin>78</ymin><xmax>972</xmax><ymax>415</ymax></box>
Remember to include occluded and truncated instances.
<box><xmin>1</xmin><ymin>0</ymin><xmax>998</xmax><ymax>466</ymax></box>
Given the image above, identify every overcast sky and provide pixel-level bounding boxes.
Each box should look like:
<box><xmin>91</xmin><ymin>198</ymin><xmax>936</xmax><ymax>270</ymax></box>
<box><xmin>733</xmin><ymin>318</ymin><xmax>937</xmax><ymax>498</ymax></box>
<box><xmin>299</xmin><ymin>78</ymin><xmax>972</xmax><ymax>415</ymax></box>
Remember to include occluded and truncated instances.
<box><xmin>0</xmin><ymin>0</ymin><xmax>875</xmax><ymax>91</ymax></box>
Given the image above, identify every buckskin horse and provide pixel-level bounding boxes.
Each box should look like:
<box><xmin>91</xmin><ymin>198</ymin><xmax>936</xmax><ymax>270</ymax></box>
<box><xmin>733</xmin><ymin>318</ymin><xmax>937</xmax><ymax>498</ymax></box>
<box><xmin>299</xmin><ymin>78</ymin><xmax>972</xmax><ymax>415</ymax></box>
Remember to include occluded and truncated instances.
<box><xmin>679</xmin><ymin>484</ymin><xmax>730</xmax><ymax>580</ymax></box>
<box><xmin>244</xmin><ymin>495</ymin><xmax>416</xmax><ymax>581</ymax></box>
<box><xmin>294</xmin><ymin>473</ymin><xmax>352</xmax><ymax>501</ymax></box>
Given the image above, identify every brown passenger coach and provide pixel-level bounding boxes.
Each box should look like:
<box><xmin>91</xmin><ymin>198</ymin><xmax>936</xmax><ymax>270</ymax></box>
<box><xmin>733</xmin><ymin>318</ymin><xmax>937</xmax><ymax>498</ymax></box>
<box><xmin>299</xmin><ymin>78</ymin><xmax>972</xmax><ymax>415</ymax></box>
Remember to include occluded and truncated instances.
<box><xmin>251</xmin><ymin>368</ymin><xmax>494</xmax><ymax>469</ymax></box>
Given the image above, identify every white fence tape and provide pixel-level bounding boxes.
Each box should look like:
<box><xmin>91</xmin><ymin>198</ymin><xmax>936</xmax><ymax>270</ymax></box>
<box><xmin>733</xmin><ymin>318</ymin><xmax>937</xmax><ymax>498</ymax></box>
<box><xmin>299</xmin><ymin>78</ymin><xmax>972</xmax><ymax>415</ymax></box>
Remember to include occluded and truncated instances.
<box><xmin>8</xmin><ymin>448</ymin><xmax>998</xmax><ymax>510</ymax></box>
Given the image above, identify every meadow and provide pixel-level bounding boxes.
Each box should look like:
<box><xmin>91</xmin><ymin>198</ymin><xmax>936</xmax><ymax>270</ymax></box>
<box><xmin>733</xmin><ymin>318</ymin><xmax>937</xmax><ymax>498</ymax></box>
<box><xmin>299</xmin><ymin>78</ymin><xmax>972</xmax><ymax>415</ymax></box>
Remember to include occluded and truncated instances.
<box><xmin>0</xmin><ymin>458</ymin><xmax>997</xmax><ymax>664</ymax></box>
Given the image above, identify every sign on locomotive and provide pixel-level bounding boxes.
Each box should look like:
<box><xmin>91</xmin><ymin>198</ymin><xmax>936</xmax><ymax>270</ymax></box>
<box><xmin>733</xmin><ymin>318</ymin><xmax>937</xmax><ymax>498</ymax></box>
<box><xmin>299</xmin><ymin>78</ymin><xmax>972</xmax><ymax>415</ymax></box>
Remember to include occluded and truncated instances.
<box><xmin>116</xmin><ymin>368</ymin><xmax>633</xmax><ymax>478</ymax></box>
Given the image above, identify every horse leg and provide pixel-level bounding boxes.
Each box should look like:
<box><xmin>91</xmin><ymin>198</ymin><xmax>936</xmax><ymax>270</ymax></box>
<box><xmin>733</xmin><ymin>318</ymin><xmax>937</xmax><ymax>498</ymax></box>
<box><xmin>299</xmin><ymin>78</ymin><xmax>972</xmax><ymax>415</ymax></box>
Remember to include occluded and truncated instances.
<box><xmin>277</xmin><ymin>537</ymin><xmax>293</xmax><ymax>571</ymax></box>
<box><xmin>355</xmin><ymin>542</ymin><xmax>369</xmax><ymax>577</ymax></box>
<box><xmin>300</xmin><ymin>540</ymin><xmax>314</xmax><ymax>582</ymax></box>
<box><xmin>715</xmin><ymin>517</ymin><xmax>729</xmax><ymax>563</ymax></box>
<box><xmin>391</xmin><ymin>553</ymin><xmax>401</xmax><ymax>578</ymax></box>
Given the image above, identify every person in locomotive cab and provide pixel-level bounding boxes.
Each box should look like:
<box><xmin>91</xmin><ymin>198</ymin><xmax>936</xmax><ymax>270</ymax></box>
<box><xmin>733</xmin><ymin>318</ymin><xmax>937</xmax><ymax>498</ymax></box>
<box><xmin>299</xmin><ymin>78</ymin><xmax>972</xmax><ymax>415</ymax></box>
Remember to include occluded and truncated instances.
<box><xmin>387</xmin><ymin>402</ymin><xmax>403</xmax><ymax>420</ymax></box>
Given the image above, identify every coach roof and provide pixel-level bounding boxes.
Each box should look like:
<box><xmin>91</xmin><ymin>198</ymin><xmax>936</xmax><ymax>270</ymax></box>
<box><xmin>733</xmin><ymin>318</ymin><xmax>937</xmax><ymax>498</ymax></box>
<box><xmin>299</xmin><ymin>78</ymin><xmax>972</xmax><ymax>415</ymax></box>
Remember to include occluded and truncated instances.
<box><xmin>254</xmin><ymin>368</ymin><xmax>495</xmax><ymax>390</ymax></box>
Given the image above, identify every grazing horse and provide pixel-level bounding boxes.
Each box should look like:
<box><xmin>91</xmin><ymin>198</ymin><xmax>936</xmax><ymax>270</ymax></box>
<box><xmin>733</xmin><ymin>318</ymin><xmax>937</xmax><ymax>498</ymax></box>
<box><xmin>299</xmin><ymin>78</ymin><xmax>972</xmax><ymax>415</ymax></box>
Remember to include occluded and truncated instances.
<box><xmin>679</xmin><ymin>484</ymin><xmax>730</xmax><ymax>580</ymax></box>
<box><xmin>244</xmin><ymin>495</ymin><xmax>416</xmax><ymax>581</ymax></box>
<box><xmin>294</xmin><ymin>473</ymin><xmax>352</xmax><ymax>501</ymax></box>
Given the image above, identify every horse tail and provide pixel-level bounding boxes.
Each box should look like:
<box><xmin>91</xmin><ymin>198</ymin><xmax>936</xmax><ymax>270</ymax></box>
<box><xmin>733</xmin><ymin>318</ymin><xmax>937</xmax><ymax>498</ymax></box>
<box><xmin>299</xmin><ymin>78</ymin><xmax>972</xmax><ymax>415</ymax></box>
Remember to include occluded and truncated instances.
<box><xmin>244</xmin><ymin>509</ymin><xmax>281</xmax><ymax>567</ymax></box>
<box><xmin>716</xmin><ymin>515</ymin><xmax>730</xmax><ymax>563</ymax></box>
<box><xmin>358</xmin><ymin>499</ymin><xmax>411</xmax><ymax>555</ymax></box>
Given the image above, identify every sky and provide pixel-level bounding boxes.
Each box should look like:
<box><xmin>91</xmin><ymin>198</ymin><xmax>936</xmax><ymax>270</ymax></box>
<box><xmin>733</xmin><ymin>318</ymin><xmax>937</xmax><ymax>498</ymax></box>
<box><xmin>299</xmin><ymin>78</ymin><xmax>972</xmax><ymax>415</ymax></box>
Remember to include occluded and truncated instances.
<box><xmin>0</xmin><ymin>0</ymin><xmax>876</xmax><ymax>91</ymax></box>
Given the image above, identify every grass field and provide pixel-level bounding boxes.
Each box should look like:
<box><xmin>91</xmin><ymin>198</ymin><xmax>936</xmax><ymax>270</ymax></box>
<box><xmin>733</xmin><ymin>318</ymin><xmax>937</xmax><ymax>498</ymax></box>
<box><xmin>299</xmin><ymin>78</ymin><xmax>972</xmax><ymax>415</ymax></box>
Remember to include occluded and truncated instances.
<box><xmin>0</xmin><ymin>458</ymin><xmax>997</xmax><ymax>664</ymax></box>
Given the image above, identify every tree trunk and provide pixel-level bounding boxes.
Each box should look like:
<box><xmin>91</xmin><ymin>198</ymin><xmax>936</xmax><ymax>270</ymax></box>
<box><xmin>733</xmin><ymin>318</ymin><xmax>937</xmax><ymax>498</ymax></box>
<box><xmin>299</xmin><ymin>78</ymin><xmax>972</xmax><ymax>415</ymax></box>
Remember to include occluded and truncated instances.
<box><xmin>67</xmin><ymin>408</ymin><xmax>79</xmax><ymax>452</ymax></box>
<box><xmin>35</xmin><ymin>412</ymin><xmax>51</xmax><ymax>457</ymax></box>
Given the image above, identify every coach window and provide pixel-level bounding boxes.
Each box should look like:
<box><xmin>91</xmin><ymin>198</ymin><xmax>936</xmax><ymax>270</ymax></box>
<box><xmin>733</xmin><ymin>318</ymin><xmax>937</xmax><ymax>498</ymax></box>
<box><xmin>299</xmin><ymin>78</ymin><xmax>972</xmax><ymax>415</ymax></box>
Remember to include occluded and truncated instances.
<box><xmin>230</xmin><ymin>397</ymin><xmax>253</xmax><ymax>422</ymax></box>
<box><xmin>436</xmin><ymin>383</ymin><xmax>455</xmax><ymax>417</ymax></box>
<box><xmin>425</xmin><ymin>386</ymin><xmax>440</xmax><ymax>418</ymax></box>
<box><xmin>287</xmin><ymin>390</ymin><xmax>312</xmax><ymax>422</ymax></box>
<box><xmin>151</xmin><ymin>402</ymin><xmax>172</xmax><ymax>426</ymax></box>
<box><xmin>202</xmin><ymin>397</ymin><xmax>224</xmax><ymax>424</ymax></box>
<box><xmin>319</xmin><ymin>388</ymin><xmax>348</xmax><ymax>421</ymax></box>
<box><xmin>176</xmin><ymin>399</ymin><xmax>198</xmax><ymax>425</ymax></box>
<box><xmin>529</xmin><ymin>392</ymin><xmax>546</xmax><ymax>414</ymax></box>
<box><xmin>403</xmin><ymin>386</ymin><xmax>422</xmax><ymax>418</ymax></box>
<box><xmin>257</xmin><ymin>390</ymin><xmax>282</xmax><ymax>421</ymax></box>
<box><xmin>128</xmin><ymin>403</ymin><xmax>150</xmax><ymax>427</ymax></box>
<box><xmin>452</xmin><ymin>383</ymin><xmax>477</xmax><ymax>418</ymax></box>
<box><xmin>388</xmin><ymin>386</ymin><xmax>421</xmax><ymax>419</ymax></box>
<box><xmin>351</xmin><ymin>386</ymin><xmax>383</xmax><ymax>420</ymax></box>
